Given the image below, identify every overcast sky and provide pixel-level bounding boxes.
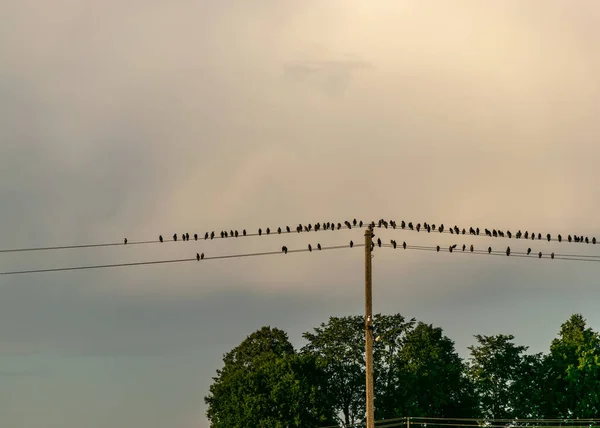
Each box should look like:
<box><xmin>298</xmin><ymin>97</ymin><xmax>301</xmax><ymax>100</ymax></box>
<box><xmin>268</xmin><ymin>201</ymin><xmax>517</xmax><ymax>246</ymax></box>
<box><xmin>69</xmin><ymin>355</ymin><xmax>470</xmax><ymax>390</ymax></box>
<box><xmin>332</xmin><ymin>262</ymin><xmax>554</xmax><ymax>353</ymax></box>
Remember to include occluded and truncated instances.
<box><xmin>2</xmin><ymin>1</ymin><xmax>600</xmax><ymax>427</ymax></box>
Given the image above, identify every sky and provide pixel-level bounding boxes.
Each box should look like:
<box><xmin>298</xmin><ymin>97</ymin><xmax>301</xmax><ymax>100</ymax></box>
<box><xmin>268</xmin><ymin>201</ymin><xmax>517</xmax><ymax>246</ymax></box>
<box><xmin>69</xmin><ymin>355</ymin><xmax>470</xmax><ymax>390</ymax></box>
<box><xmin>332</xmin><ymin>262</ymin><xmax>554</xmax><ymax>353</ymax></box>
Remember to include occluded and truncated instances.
<box><xmin>1</xmin><ymin>0</ymin><xmax>600</xmax><ymax>426</ymax></box>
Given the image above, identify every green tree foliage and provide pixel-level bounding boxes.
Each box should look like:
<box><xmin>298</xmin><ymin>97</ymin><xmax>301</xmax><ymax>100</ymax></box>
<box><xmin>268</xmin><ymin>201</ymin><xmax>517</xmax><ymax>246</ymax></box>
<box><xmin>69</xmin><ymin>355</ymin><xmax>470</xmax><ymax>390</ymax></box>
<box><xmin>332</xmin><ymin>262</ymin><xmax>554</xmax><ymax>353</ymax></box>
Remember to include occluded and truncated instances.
<box><xmin>542</xmin><ymin>314</ymin><xmax>600</xmax><ymax>417</ymax></box>
<box><xmin>206</xmin><ymin>314</ymin><xmax>600</xmax><ymax>426</ymax></box>
<box><xmin>301</xmin><ymin>316</ymin><xmax>367</xmax><ymax>427</ymax></box>
<box><xmin>205</xmin><ymin>326</ymin><xmax>335</xmax><ymax>428</ymax></box>
<box><xmin>397</xmin><ymin>322</ymin><xmax>478</xmax><ymax>418</ymax></box>
<box><xmin>467</xmin><ymin>334</ymin><xmax>530</xmax><ymax>419</ymax></box>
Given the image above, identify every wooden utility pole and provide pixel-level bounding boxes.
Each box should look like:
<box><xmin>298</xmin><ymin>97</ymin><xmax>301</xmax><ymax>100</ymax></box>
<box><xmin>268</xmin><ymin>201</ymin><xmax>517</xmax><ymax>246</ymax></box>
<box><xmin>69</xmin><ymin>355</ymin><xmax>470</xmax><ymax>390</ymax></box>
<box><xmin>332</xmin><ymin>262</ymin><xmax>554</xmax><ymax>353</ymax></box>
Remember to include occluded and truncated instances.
<box><xmin>364</xmin><ymin>227</ymin><xmax>375</xmax><ymax>428</ymax></box>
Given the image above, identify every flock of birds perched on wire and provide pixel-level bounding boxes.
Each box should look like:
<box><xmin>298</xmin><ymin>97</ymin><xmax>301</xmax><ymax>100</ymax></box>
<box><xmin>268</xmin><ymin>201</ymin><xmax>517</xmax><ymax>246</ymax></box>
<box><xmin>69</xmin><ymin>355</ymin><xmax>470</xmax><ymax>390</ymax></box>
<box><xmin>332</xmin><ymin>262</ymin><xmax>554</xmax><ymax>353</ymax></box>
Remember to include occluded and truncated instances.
<box><xmin>118</xmin><ymin>218</ymin><xmax>599</xmax><ymax>263</ymax></box>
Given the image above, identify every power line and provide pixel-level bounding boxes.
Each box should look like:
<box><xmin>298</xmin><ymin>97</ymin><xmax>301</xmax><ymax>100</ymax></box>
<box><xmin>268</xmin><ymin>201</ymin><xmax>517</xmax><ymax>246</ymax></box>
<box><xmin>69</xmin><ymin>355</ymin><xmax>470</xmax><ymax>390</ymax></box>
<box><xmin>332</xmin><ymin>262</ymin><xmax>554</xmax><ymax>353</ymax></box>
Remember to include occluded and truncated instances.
<box><xmin>0</xmin><ymin>243</ymin><xmax>363</xmax><ymax>276</ymax></box>
<box><xmin>380</xmin><ymin>243</ymin><xmax>600</xmax><ymax>263</ymax></box>
<box><xmin>381</xmin><ymin>221</ymin><xmax>598</xmax><ymax>246</ymax></box>
<box><xmin>0</xmin><ymin>221</ymin><xmax>371</xmax><ymax>254</ymax></box>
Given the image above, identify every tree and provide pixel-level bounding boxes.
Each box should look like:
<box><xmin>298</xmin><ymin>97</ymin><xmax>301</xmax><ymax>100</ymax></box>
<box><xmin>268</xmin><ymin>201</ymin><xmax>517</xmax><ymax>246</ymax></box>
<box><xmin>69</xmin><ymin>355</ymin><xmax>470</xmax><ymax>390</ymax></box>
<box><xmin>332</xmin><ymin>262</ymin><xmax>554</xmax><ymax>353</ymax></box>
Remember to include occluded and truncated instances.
<box><xmin>467</xmin><ymin>334</ymin><xmax>529</xmax><ymax>419</ymax></box>
<box><xmin>301</xmin><ymin>315</ymin><xmax>367</xmax><ymax>427</ymax></box>
<box><xmin>205</xmin><ymin>326</ymin><xmax>335</xmax><ymax>428</ymax></box>
<box><xmin>542</xmin><ymin>314</ymin><xmax>600</xmax><ymax>417</ymax></box>
<box><xmin>396</xmin><ymin>322</ymin><xmax>478</xmax><ymax>418</ymax></box>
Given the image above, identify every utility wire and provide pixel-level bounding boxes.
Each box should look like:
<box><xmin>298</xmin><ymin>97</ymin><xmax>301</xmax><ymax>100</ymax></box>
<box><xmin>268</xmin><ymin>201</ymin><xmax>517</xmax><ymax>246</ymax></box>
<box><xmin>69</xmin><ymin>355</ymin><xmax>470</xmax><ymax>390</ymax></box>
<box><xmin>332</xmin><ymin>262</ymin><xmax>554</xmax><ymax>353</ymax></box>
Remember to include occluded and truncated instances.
<box><xmin>0</xmin><ymin>221</ymin><xmax>371</xmax><ymax>254</ymax></box>
<box><xmin>380</xmin><ymin>243</ymin><xmax>600</xmax><ymax>263</ymax></box>
<box><xmin>0</xmin><ymin>243</ymin><xmax>363</xmax><ymax>276</ymax></box>
<box><xmin>384</xmin><ymin>223</ymin><xmax>598</xmax><ymax>246</ymax></box>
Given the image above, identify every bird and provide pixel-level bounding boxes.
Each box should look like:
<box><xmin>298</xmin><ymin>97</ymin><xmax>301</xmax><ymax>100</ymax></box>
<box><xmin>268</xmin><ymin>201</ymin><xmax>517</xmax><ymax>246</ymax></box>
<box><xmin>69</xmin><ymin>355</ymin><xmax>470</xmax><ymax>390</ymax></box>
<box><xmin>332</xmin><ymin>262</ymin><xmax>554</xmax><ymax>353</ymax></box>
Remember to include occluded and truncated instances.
<box><xmin>185</xmin><ymin>233</ymin><xmax>190</xmax><ymax>241</ymax></box>
<box><xmin>594</xmin><ymin>237</ymin><xmax>597</xmax><ymax>245</ymax></box>
<box><xmin>201</xmin><ymin>253</ymin><xmax>204</xmax><ymax>260</ymax></box>
<box><xmin>196</xmin><ymin>253</ymin><xmax>200</xmax><ymax>261</ymax></box>
<box><xmin>258</xmin><ymin>228</ymin><xmax>262</xmax><ymax>236</ymax></box>
<box><xmin>377</xmin><ymin>238</ymin><xmax>382</xmax><ymax>247</ymax></box>
<box><xmin>449</xmin><ymin>245</ymin><xmax>453</xmax><ymax>253</ymax></box>
<box><xmin>506</xmin><ymin>247</ymin><xmax>510</xmax><ymax>256</ymax></box>
<box><xmin>436</xmin><ymin>246</ymin><xmax>440</xmax><ymax>252</ymax></box>
<box><xmin>350</xmin><ymin>240</ymin><xmax>354</xmax><ymax>248</ymax></box>
<box><xmin>408</xmin><ymin>222</ymin><xmax>414</xmax><ymax>230</ymax></box>
<box><xmin>308</xmin><ymin>244</ymin><xmax>312</xmax><ymax>252</ymax></box>
<box><xmin>507</xmin><ymin>231</ymin><xmax>512</xmax><ymax>239</ymax></box>
<box><xmin>558</xmin><ymin>234</ymin><xmax>562</xmax><ymax>242</ymax></box>
<box><xmin>551</xmin><ymin>252</ymin><xmax>555</xmax><ymax>259</ymax></box>
<box><xmin>585</xmin><ymin>237</ymin><xmax>589</xmax><ymax>244</ymax></box>
<box><xmin>359</xmin><ymin>221</ymin><xmax>364</xmax><ymax>228</ymax></box>
<box><xmin>194</xmin><ymin>233</ymin><xmax>198</xmax><ymax>241</ymax></box>
<box><xmin>401</xmin><ymin>221</ymin><xmax>406</xmax><ymax>229</ymax></box>
<box><xmin>159</xmin><ymin>235</ymin><xmax>163</xmax><ymax>243</ymax></box>
<box><xmin>538</xmin><ymin>252</ymin><xmax>542</xmax><ymax>258</ymax></box>
<box><xmin>527</xmin><ymin>248</ymin><xmax>531</xmax><ymax>255</ymax></box>
<box><xmin>391</xmin><ymin>240</ymin><xmax>397</xmax><ymax>249</ymax></box>
<box><xmin>124</xmin><ymin>238</ymin><xmax>127</xmax><ymax>244</ymax></box>
<box><xmin>235</xmin><ymin>230</ymin><xmax>239</xmax><ymax>237</ymax></box>
<box><xmin>266</xmin><ymin>228</ymin><xmax>270</xmax><ymax>235</ymax></box>
<box><xmin>277</xmin><ymin>227</ymin><xmax>281</xmax><ymax>234</ymax></box>
<box><xmin>205</xmin><ymin>232</ymin><xmax>209</xmax><ymax>240</ymax></box>
<box><xmin>317</xmin><ymin>243</ymin><xmax>322</xmax><ymax>250</ymax></box>
<box><xmin>488</xmin><ymin>247</ymin><xmax>492</xmax><ymax>254</ymax></box>
<box><xmin>470</xmin><ymin>245</ymin><xmax>474</xmax><ymax>253</ymax></box>
<box><xmin>286</xmin><ymin>226</ymin><xmax>291</xmax><ymax>233</ymax></box>
<box><xmin>282</xmin><ymin>246</ymin><xmax>288</xmax><ymax>254</ymax></box>
<box><xmin>211</xmin><ymin>231</ymin><xmax>215</xmax><ymax>239</ymax></box>
<box><xmin>173</xmin><ymin>234</ymin><xmax>177</xmax><ymax>242</ymax></box>
<box><xmin>462</xmin><ymin>244</ymin><xmax>466</xmax><ymax>252</ymax></box>
<box><xmin>547</xmin><ymin>234</ymin><xmax>551</xmax><ymax>242</ymax></box>
<box><xmin>243</xmin><ymin>230</ymin><xmax>246</xmax><ymax>236</ymax></box>
<box><xmin>353</xmin><ymin>219</ymin><xmax>357</xmax><ymax>226</ymax></box>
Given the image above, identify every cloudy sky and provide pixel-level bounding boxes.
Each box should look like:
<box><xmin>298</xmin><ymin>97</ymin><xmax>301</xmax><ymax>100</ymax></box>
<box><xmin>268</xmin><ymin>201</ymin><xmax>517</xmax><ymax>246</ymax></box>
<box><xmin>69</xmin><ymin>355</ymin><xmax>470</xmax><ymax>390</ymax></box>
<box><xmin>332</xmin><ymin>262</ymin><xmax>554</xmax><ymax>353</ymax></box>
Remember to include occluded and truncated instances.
<box><xmin>2</xmin><ymin>0</ymin><xmax>600</xmax><ymax>426</ymax></box>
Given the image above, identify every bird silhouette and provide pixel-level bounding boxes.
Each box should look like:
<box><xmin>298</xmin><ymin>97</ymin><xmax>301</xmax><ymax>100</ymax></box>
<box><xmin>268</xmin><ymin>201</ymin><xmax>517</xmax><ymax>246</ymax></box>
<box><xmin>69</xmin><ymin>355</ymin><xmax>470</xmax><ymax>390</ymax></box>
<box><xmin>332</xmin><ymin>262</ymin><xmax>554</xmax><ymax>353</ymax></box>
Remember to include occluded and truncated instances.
<box><xmin>538</xmin><ymin>252</ymin><xmax>542</xmax><ymax>258</ymax></box>
<box><xmin>318</xmin><ymin>243</ymin><xmax>322</xmax><ymax>250</ymax></box>
<box><xmin>507</xmin><ymin>231</ymin><xmax>512</xmax><ymax>239</ymax></box>
<box><xmin>403</xmin><ymin>241</ymin><xmax>407</xmax><ymax>249</ymax></box>
<box><xmin>449</xmin><ymin>245</ymin><xmax>453</xmax><ymax>253</ymax></box>
<box><xmin>462</xmin><ymin>244</ymin><xmax>466</xmax><ymax>252</ymax></box>
<box><xmin>196</xmin><ymin>253</ymin><xmax>200</xmax><ymax>261</ymax></box>
<box><xmin>377</xmin><ymin>238</ymin><xmax>382</xmax><ymax>247</ymax></box>
<box><xmin>360</xmin><ymin>220</ymin><xmax>364</xmax><ymax>227</ymax></box>
<box><xmin>527</xmin><ymin>248</ymin><xmax>531</xmax><ymax>255</ymax></box>
<box><xmin>277</xmin><ymin>227</ymin><xmax>281</xmax><ymax>234</ymax></box>
<box><xmin>350</xmin><ymin>240</ymin><xmax>354</xmax><ymax>248</ymax></box>
<box><xmin>258</xmin><ymin>228</ymin><xmax>262</xmax><ymax>236</ymax></box>
<box><xmin>124</xmin><ymin>238</ymin><xmax>127</xmax><ymax>245</ymax></box>
<box><xmin>282</xmin><ymin>246</ymin><xmax>288</xmax><ymax>254</ymax></box>
<box><xmin>286</xmin><ymin>226</ymin><xmax>291</xmax><ymax>233</ymax></box>
<box><xmin>538</xmin><ymin>233</ymin><xmax>542</xmax><ymax>240</ymax></box>
<box><xmin>266</xmin><ymin>228</ymin><xmax>270</xmax><ymax>235</ymax></box>
<box><xmin>547</xmin><ymin>234</ymin><xmax>551</xmax><ymax>242</ymax></box>
<box><xmin>186</xmin><ymin>233</ymin><xmax>190</xmax><ymax>241</ymax></box>
<box><xmin>436</xmin><ymin>246</ymin><xmax>440</xmax><ymax>252</ymax></box>
<box><xmin>194</xmin><ymin>234</ymin><xmax>198</xmax><ymax>241</ymax></box>
<box><xmin>506</xmin><ymin>247</ymin><xmax>510</xmax><ymax>256</ymax></box>
<box><xmin>401</xmin><ymin>221</ymin><xmax>406</xmax><ymax>229</ymax></box>
<box><xmin>558</xmin><ymin>234</ymin><xmax>562</xmax><ymax>242</ymax></box>
<box><xmin>308</xmin><ymin>244</ymin><xmax>312</xmax><ymax>252</ymax></box>
<box><xmin>201</xmin><ymin>253</ymin><xmax>204</xmax><ymax>260</ymax></box>
<box><xmin>205</xmin><ymin>232</ymin><xmax>209</xmax><ymax>240</ymax></box>
<box><xmin>551</xmin><ymin>252</ymin><xmax>555</xmax><ymax>259</ymax></box>
<box><xmin>235</xmin><ymin>230</ymin><xmax>239</xmax><ymax>237</ymax></box>
<box><xmin>211</xmin><ymin>231</ymin><xmax>215</xmax><ymax>239</ymax></box>
<box><xmin>470</xmin><ymin>245</ymin><xmax>474</xmax><ymax>252</ymax></box>
<box><xmin>488</xmin><ymin>247</ymin><xmax>492</xmax><ymax>254</ymax></box>
<box><xmin>159</xmin><ymin>235</ymin><xmax>163</xmax><ymax>243</ymax></box>
<box><xmin>408</xmin><ymin>222</ymin><xmax>414</xmax><ymax>230</ymax></box>
<box><xmin>391</xmin><ymin>240</ymin><xmax>397</xmax><ymax>249</ymax></box>
<box><xmin>586</xmin><ymin>237</ymin><xmax>589</xmax><ymax>244</ymax></box>
<box><xmin>173</xmin><ymin>234</ymin><xmax>177</xmax><ymax>242</ymax></box>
